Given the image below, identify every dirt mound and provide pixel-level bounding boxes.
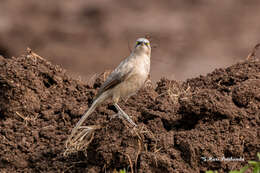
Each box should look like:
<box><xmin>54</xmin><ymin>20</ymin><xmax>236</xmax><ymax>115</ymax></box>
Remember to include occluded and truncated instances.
<box><xmin>0</xmin><ymin>50</ymin><xmax>259</xmax><ymax>172</ymax></box>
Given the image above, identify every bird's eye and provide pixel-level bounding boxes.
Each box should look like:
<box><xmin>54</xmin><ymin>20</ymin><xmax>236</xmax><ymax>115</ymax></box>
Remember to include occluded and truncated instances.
<box><xmin>136</xmin><ymin>41</ymin><xmax>142</xmax><ymax>46</ymax></box>
<box><xmin>144</xmin><ymin>42</ymin><xmax>149</xmax><ymax>46</ymax></box>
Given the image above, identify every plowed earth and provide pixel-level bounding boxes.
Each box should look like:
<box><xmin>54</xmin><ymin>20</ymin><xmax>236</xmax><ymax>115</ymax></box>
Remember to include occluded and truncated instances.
<box><xmin>0</xmin><ymin>50</ymin><xmax>259</xmax><ymax>172</ymax></box>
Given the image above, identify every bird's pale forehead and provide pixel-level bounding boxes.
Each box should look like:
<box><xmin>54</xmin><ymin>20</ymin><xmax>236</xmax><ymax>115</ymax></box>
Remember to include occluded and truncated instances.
<box><xmin>136</xmin><ymin>38</ymin><xmax>149</xmax><ymax>43</ymax></box>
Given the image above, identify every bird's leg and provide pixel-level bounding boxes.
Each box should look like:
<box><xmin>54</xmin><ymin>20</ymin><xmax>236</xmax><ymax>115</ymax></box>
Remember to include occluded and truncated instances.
<box><xmin>110</xmin><ymin>103</ymin><xmax>122</xmax><ymax>120</ymax></box>
<box><xmin>114</xmin><ymin>103</ymin><xmax>137</xmax><ymax>126</ymax></box>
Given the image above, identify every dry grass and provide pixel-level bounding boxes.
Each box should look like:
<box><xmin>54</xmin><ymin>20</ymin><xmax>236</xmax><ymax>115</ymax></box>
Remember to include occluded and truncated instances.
<box><xmin>157</xmin><ymin>81</ymin><xmax>190</xmax><ymax>104</ymax></box>
<box><xmin>64</xmin><ymin>125</ymin><xmax>101</xmax><ymax>156</ymax></box>
<box><xmin>16</xmin><ymin>111</ymin><xmax>38</xmax><ymax>126</ymax></box>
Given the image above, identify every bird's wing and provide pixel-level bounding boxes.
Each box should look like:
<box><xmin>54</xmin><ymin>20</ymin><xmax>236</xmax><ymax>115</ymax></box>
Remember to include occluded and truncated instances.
<box><xmin>95</xmin><ymin>57</ymin><xmax>134</xmax><ymax>99</ymax></box>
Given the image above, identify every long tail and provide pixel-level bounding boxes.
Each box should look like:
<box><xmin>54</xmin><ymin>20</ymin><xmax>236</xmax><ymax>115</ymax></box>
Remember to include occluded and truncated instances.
<box><xmin>67</xmin><ymin>91</ymin><xmax>110</xmax><ymax>143</ymax></box>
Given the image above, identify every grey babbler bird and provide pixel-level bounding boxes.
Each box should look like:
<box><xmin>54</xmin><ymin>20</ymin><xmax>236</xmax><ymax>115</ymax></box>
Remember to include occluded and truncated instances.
<box><xmin>67</xmin><ymin>38</ymin><xmax>151</xmax><ymax>145</ymax></box>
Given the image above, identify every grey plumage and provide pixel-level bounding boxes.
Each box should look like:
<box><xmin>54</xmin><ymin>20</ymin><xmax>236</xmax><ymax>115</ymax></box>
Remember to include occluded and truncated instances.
<box><xmin>66</xmin><ymin>38</ymin><xmax>151</xmax><ymax>149</ymax></box>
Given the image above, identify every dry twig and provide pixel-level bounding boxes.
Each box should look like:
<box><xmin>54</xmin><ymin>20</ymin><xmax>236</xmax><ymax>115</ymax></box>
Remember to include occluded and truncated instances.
<box><xmin>247</xmin><ymin>43</ymin><xmax>260</xmax><ymax>60</ymax></box>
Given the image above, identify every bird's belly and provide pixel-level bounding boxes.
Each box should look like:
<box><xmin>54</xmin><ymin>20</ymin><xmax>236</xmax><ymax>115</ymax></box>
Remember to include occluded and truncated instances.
<box><xmin>114</xmin><ymin>73</ymin><xmax>147</xmax><ymax>99</ymax></box>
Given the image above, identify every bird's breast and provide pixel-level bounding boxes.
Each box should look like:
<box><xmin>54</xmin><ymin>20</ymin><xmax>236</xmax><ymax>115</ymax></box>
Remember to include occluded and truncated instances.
<box><xmin>113</xmin><ymin>55</ymin><xmax>150</xmax><ymax>99</ymax></box>
<box><xmin>135</xmin><ymin>55</ymin><xmax>150</xmax><ymax>76</ymax></box>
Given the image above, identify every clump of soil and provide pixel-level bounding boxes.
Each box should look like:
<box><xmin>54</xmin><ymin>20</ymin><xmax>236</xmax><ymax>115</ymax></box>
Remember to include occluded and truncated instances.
<box><xmin>0</xmin><ymin>50</ymin><xmax>259</xmax><ymax>172</ymax></box>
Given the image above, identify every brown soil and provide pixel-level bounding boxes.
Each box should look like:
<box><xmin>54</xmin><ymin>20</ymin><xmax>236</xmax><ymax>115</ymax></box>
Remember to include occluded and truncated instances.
<box><xmin>0</xmin><ymin>50</ymin><xmax>259</xmax><ymax>173</ymax></box>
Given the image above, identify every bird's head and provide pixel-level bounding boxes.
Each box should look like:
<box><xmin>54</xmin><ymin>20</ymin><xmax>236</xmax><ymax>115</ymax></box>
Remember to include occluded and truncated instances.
<box><xmin>133</xmin><ymin>38</ymin><xmax>151</xmax><ymax>56</ymax></box>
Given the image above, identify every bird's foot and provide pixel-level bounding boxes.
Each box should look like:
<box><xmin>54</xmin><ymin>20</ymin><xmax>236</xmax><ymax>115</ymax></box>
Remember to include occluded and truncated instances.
<box><xmin>110</xmin><ymin>112</ymin><xmax>137</xmax><ymax>127</ymax></box>
<box><xmin>114</xmin><ymin>103</ymin><xmax>137</xmax><ymax>127</ymax></box>
<box><xmin>121</xmin><ymin>113</ymin><xmax>137</xmax><ymax>127</ymax></box>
